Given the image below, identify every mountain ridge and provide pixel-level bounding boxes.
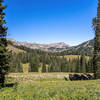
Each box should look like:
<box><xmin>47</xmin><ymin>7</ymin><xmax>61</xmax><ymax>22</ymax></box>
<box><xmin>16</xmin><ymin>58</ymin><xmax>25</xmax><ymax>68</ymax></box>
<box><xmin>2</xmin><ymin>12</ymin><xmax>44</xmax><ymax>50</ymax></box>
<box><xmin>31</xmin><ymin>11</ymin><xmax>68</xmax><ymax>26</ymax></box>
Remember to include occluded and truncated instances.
<box><xmin>7</xmin><ymin>39</ymin><xmax>70</xmax><ymax>49</ymax></box>
<box><xmin>7</xmin><ymin>38</ymin><xmax>94</xmax><ymax>55</ymax></box>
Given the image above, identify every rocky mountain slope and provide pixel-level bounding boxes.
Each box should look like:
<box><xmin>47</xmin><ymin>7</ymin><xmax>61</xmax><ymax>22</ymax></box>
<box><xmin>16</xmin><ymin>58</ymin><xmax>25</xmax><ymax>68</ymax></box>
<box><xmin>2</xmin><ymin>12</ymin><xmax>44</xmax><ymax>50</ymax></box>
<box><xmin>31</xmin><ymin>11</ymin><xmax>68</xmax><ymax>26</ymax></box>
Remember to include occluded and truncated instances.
<box><xmin>7</xmin><ymin>39</ymin><xmax>70</xmax><ymax>52</ymax></box>
<box><xmin>59</xmin><ymin>39</ymin><xmax>94</xmax><ymax>56</ymax></box>
<box><xmin>7</xmin><ymin>39</ymin><xmax>94</xmax><ymax>55</ymax></box>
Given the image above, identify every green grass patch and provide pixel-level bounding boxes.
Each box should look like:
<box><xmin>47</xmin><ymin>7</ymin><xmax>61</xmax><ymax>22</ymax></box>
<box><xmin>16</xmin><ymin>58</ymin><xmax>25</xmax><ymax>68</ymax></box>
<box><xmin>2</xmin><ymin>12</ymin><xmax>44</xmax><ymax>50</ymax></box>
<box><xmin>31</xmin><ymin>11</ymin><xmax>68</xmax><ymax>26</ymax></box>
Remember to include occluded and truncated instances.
<box><xmin>1</xmin><ymin>75</ymin><xmax>100</xmax><ymax>100</ymax></box>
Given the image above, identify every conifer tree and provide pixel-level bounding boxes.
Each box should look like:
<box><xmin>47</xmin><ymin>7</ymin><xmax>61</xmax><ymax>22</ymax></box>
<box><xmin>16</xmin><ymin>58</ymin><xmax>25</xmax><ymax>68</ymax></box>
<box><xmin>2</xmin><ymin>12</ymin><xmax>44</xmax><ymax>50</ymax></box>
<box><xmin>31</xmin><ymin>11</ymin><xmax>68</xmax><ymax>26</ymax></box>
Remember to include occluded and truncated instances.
<box><xmin>93</xmin><ymin>0</ymin><xmax>100</xmax><ymax>79</ymax></box>
<box><xmin>0</xmin><ymin>0</ymin><xmax>9</xmax><ymax>87</ymax></box>
<box><xmin>75</xmin><ymin>57</ymin><xmax>80</xmax><ymax>73</ymax></box>
<box><xmin>80</xmin><ymin>51</ymin><xmax>86</xmax><ymax>73</ymax></box>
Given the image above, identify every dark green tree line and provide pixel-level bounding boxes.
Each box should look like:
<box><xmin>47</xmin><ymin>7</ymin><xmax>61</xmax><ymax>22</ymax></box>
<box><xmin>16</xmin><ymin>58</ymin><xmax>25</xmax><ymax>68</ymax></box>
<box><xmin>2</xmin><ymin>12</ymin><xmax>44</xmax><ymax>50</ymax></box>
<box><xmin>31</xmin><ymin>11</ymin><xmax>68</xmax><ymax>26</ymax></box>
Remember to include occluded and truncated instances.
<box><xmin>9</xmin><ymin>47</ymin><xmax>93</xmax><ymax>74</ymax></box>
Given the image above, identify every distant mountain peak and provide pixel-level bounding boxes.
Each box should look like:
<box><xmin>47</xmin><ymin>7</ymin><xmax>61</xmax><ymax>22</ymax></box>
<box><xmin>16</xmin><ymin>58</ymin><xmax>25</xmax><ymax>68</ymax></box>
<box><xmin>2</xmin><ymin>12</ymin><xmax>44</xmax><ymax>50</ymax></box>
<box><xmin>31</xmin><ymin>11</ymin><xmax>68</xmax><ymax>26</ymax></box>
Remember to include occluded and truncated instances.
<box><xmin>7</xmin><ymin>38</ymin><xmax>94</xmax><ymax>55</ymax></box>
<box><xmin>48</xmin><ymin>42</ymin><xmax>70</xmax><ymax>48</ymax></box>
<box><xmin>7</xmin><ymin>39</ymin><xmax>70</xmax><ymax>50</ymax></box>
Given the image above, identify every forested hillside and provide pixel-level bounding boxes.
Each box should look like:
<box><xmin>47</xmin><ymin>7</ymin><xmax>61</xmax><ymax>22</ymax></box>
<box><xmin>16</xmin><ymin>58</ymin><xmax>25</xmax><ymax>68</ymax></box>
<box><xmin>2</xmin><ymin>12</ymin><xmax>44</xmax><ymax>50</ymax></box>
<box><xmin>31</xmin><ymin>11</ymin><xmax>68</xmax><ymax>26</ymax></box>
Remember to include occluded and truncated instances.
<box><xmin>7</xmin><ymin>39</ymin><xmax>93</xmax><ymax>73</ymax></box>
<box><xmin>56</xmin><ymin>39</ymin><xmax>94</xmax><ymax>56</ymax></box>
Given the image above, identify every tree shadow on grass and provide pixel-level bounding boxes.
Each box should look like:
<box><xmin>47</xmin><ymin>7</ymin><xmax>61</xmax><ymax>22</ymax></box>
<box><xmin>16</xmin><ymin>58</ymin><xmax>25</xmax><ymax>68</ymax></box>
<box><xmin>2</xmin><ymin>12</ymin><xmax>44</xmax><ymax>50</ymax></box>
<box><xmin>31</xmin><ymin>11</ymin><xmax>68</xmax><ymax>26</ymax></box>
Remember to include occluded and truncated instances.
<box><xmin>3</xmin><ymin>82</ymin><xmax>18</xmax><ymax>88</ymax></box>
<box><xmin>4</xmin><ymin>83</ymin><xmax>15</xmax><ymax>88</ymax></box>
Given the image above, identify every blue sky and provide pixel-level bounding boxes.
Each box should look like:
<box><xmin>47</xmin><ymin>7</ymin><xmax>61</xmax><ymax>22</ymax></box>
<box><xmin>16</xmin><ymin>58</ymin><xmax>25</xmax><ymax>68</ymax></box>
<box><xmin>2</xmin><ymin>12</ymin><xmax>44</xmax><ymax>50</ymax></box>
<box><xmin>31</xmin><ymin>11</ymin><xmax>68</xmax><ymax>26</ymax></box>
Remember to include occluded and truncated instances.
<box><xmin>5</xmin><ymin>0</ymin><xmax>97</xmax><ymax>46</ymax></box>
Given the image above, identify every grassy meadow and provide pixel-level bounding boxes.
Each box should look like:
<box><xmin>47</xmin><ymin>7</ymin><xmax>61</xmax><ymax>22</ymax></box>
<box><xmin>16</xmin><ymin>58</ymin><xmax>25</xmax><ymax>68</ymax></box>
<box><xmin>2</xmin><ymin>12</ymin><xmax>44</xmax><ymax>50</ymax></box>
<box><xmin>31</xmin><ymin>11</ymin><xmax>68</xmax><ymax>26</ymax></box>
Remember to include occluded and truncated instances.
<box><xmin>59</xmin><ymin>55</ymin><xmax>90</xmax><ymax>60</ymax></box>
<box><xmin>0</xmin><ymin>73</ymin><xmax>100</xmax><ymax>100</ymax></box>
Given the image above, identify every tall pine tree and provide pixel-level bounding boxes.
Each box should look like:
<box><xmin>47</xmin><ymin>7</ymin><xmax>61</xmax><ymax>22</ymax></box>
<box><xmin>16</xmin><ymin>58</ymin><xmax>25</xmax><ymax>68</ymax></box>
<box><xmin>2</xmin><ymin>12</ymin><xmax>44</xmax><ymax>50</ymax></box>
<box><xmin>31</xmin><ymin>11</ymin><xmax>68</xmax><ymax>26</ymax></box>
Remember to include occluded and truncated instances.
<box><xmin>93</xmin><ymin>0</ymin><xmax>100</xmax><ymax>79</ymax></box>
<box><xmin>0</xmin><ymin>0</ymin><xmax>9</xmax><ymax>87</ymax></box>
